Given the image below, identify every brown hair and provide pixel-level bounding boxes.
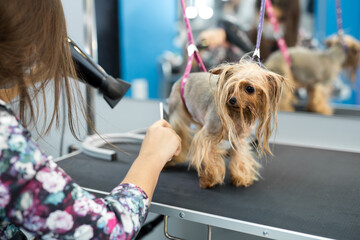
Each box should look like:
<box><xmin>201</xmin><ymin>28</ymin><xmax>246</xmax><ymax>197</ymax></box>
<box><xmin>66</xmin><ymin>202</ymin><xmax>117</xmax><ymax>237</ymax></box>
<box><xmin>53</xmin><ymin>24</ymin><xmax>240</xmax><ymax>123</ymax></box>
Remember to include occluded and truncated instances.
<box><xmin>257</xmin><ymin>0</ymin><xmax>300</xmax><ymax>46</ymax></box>
<box><xmin>0</xmin><ymin>0</ymin><xmax>85</xmax><ymax>138</ymax></box>
<box><xmin>251</xmin><ymin>0</ymin><xmax>300</xmax><ymax>60</ymax></box>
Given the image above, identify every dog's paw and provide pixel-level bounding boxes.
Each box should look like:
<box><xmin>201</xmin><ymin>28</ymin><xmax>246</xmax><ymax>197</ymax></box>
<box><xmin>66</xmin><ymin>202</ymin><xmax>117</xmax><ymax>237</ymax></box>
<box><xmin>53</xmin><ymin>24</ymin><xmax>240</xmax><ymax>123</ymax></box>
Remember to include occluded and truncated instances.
<box><xmin>317</xmin><ymin>106</ymin><xmax>333</xmax><ymax>115</ymax></box>
<box><xmin>229</xmin><ymin>165</ymin><xmax>258</xmax><ymax>187</ymax></box>
<box><xmin>279</xmin><ymin>104</ymin><xmax>295</xmax><ymax>112</ymax></box>
<box><xmin>199</xmin><ymin>172</ymin><xmax>224</xmax><ymax>188</ymax></box>
<box><xmin>230</xmin><ymin>176</ymin><xmax>254</xmax><ymax>187</ymax></box>
<box><xmin>229</xmin><ymin>160</ymin><xmax>259</xmax><ymax>187</ymax></box>
<box><xmin>199</xmin><ymin>177</ymin><xmax>220</xmax><ymax>188</ymax></box>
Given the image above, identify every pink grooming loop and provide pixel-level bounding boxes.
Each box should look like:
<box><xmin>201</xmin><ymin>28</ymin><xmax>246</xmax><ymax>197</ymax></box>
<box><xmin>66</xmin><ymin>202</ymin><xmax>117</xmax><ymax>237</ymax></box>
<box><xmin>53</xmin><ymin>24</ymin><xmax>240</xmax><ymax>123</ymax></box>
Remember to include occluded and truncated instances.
<box><xmin>265</xmin><ymin>0</ymin><xmax>291</xmax><ymax>67</ymax></box>
<box><xmin>335</xmin><ymin>0</ymin><xmax>348</xmax><ymax>51</ymax></box>
<box><xmin>180</xmin><ymin>0</ymin><xmax>207</xmax><ymax>105</ymax></box>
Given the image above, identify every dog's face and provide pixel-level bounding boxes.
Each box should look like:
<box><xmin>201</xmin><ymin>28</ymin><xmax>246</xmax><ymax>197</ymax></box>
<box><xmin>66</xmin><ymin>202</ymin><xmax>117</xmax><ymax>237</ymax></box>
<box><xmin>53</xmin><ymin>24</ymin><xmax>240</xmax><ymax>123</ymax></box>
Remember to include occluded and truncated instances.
<box><xmin>210</xmin><ymin>61</ymin><xmax>284</xmax><ymax>155</ymax></box>
<box><xmin>326</xmin><ymin>35</ymin><xmax>360</xmax><ymax>81</ymax></box>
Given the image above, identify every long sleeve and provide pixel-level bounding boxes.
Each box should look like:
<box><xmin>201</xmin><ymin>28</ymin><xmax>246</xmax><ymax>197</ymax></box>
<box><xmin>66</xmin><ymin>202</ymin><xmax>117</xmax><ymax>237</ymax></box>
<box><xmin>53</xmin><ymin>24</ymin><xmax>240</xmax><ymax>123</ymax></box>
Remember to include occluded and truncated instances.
<box><xmin>0</xmin><ymin>104</ymin><xmax>149</xmax><ymax>239</ymax></box>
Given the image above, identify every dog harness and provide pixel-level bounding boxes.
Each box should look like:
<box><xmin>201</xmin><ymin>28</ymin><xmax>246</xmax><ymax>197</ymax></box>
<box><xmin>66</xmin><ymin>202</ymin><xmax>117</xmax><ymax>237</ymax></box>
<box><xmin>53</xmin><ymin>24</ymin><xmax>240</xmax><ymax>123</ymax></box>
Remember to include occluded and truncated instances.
<box><xmin>179</xmin><ymin>0</ymin><xmax>207</xmax><ymax>105</ymax></box>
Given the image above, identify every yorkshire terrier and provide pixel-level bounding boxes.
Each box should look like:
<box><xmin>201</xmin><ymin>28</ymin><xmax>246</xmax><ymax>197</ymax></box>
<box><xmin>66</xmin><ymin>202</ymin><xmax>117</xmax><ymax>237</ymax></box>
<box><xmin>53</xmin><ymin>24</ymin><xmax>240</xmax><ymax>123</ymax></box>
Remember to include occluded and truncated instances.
<box><xmin>167</xmin><ymin>60</ymin><xmax>284</xmax><ymax>188</ymax></box>
<box><xmin>265</xmin><ymin>34</ymin><xmax>360</xmax><ymax>115</ymax></box>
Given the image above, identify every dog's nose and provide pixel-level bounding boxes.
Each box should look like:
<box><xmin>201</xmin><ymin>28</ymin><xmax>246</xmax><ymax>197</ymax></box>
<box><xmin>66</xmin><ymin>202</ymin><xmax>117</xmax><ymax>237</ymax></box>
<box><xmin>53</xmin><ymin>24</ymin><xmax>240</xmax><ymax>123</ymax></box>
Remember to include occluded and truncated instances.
<box><xmin>229</xmin><ymin>97</ymin><xmax>237</xmax><ymax>105</ymax></box>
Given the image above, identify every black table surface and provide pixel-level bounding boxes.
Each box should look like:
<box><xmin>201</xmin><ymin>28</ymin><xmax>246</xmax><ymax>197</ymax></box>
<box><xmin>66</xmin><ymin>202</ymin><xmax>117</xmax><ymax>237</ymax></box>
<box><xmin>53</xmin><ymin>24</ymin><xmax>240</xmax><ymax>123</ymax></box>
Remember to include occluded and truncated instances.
<box><xmin>57</xmin><ymin>142</ymin><xmax>360</xmax><ymax>240</ymax></box>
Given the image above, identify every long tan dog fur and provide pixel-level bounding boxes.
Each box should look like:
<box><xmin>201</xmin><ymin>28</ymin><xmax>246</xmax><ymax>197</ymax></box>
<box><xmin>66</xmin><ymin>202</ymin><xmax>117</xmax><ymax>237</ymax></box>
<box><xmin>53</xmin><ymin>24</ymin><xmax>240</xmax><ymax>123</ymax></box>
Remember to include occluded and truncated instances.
<box><xmin>265</xmin><ymin>35</ymin><xmax>360</xmax><ymax>115</ymax></box>
<box><xmin>168</xmin><ymin>60</ymin><xmax>284</xmax><ymax>188</ymax></box>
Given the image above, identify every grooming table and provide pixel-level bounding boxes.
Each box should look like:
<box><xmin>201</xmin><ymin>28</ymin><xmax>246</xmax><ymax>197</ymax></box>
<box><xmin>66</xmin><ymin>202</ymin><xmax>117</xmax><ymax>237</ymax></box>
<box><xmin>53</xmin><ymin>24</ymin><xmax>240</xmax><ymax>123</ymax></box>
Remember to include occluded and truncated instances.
<box><xmin>294</xmin><ymin>102</ymin><xmax>360</xmax><ymax>118</ymax></box>
<box><xmin>56</xmin><ymin>141</ymin><xmax>360</xmax><ymax>240</ymax></box>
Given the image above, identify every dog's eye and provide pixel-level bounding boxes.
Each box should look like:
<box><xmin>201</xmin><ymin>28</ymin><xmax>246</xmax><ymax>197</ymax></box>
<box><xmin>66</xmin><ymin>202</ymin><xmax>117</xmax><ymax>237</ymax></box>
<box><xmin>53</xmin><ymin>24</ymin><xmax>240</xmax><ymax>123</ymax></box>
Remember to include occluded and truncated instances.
<box><xmin>229</xmin><ymin>97</ymin><xmax>237</xmax><ymax>105</ymax></box>
<box><xmin>245</xmin><ymin>85</ymin><xmax>255</xmax><ymax>94</ymax></box>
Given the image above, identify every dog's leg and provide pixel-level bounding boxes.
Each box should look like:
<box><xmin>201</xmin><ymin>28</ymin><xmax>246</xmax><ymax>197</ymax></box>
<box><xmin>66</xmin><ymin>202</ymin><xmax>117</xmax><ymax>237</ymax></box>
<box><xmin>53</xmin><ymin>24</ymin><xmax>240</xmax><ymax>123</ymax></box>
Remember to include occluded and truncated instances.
<box><xmin>168</xmin><ymin>98</ymin><xmax>194</xmax><ymax>166</ymax></box>
<box><xmin>190</xmin><ymin>127</ymin><xmax>226</xmax><ymax>188</ymax></box>
<box><xmin>307</xmin><ymin>84</ymin><xmax>333</xmax><ymax>115</ymax></box>
<box><xmin>228</xmin><ymin>139</ymin><xmax>260</xmax><ymax>187</ymax></box>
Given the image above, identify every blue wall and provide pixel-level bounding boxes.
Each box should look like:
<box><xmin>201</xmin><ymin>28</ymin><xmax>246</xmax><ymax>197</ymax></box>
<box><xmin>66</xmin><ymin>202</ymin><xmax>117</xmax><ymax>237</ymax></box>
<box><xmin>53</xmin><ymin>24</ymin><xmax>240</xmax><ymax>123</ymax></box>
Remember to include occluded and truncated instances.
<box><xmin>119</xmin><ymin>0</ymin><xmax>178</xmax><ymax>99</ymax></box>
<box><xmin>315</xmin><ymin>0</ymin><xmax>360</xmax><ymax>105</ymax></box>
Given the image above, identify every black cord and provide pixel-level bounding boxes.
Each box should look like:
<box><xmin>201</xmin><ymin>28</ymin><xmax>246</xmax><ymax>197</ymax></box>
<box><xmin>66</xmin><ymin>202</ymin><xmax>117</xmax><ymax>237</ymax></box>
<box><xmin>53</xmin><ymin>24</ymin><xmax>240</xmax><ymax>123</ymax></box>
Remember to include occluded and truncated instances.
<box><xmin>219</xmin><ymin>19</ymin><xmax>254</xmax><ymax>52</ymax></box>
<box><xmin>135</xmin><ymin>215</ymin><xmax>164</xmax><ymax>239</ymax></box>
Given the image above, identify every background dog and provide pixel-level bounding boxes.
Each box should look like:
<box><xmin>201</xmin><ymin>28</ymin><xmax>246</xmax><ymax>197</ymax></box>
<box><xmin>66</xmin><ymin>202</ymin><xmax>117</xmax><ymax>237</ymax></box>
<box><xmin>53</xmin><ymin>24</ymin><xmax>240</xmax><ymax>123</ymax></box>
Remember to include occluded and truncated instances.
<box><xmin>168</xmin><ymin>60</ymin><xmax>284</xmax><ymax>188</ymax></box>
<box><xmin>265</xmin><ymin>35</ymin><xmax>360</xmax><ymax>115</ymax></box>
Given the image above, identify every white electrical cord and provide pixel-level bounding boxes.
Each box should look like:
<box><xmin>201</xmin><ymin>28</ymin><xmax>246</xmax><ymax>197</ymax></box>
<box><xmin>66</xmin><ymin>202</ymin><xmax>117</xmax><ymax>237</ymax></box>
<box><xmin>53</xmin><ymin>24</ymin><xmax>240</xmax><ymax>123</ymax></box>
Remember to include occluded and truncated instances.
<box><xmin>59</xmin><ymin>79</ymin><xmax>66</xmax><ymax>157</ymax></box>
<box><xmin>82</xmin><ymin>131</ymin><xmax>145</xmax><ymax>161</ymax></box>
<box><xmin>82</xmin><ymin>102</ymin><xmax>168</xmax><ymax>161</ymax></box>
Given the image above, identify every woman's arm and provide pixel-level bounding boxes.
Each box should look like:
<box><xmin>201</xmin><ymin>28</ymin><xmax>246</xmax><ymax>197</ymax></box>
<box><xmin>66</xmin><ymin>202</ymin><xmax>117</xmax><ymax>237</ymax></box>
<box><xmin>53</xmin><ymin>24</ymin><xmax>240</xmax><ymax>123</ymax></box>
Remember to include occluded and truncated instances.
<box><xmin>121</xmin><ymin>120</ymin><xmax>181</xmax><ymax>202</ymax></box>
<box><xmin>0</xmin><ymin>105</ymin><xmax>180</xmax><ymax>239</ymax></box>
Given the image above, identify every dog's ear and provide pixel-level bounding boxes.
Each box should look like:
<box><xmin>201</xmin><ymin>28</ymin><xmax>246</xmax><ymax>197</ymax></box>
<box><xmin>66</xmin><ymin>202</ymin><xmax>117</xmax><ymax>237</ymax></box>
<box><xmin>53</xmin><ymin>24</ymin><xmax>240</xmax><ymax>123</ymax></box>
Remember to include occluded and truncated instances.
<box><xmin>324</xmin><ymin>35</ymin><xmax>338</xmax><ymax>47</ymax></box>
<box><xmin>255</xmin><ymin>71</ymin><xmax>284</xmax><ymax>156</ymax></box>
<box><xmin>347</xmin><ymin>41</ymin><xmax>360</xmax><ymax>58</ymax></box>
<box><xmin>325</xmin><ymin>38</ymin><xmax>335</xmax><ymax>48</ymax></box>
<box><xmin>345</xmin><ymin>44</ymin><xmax>360</xmax><ymax>82</ymax></box>
<box><xmin>268</xmin><ymin>72</ymin><xmax>285</xmax><ymax>83</ymax></box>
<box><xmin>343</xmin><ymin>36</ymin><xmax>360</xmax><ymax>82</ymax></box>
<box><xmin>266</xmin><ymin>72</ymin><xmax>284</xmax><ymax>106</ymax></box>
<box><xmin>210</xmin><ymin>65</ymin><xmax>235</xmax><ymax>88</ymax></box>
<box><xmin>209</xmin><ymin>66</ymin><xmax>224</xmax><ymax>75</ymax></box>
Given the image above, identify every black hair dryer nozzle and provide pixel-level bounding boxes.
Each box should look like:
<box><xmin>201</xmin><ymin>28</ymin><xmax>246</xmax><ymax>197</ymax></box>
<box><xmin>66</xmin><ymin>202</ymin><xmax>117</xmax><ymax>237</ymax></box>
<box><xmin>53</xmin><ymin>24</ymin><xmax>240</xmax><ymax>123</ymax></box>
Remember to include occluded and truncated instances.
<box><xmin>68</xmin><ymin>37</ymin><xmax>130</xmax><ymax>108</ymax></box>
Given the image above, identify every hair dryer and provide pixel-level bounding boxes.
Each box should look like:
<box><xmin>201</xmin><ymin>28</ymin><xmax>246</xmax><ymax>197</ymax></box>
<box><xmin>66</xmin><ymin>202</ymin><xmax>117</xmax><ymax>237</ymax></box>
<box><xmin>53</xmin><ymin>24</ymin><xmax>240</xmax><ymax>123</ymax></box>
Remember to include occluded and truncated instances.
<box><xmin>68</xmin><ymin>37</ymin><xmax>130</xmax><ymax>108</ymax></box>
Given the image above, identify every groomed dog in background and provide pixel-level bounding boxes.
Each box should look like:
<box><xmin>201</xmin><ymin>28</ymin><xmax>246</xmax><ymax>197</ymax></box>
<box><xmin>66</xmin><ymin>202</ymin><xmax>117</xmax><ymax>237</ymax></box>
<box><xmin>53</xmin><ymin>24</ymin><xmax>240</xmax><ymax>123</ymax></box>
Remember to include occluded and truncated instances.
<box><xmin>265</xmin><ymin>35</ymin><xmax>360</xmax><ymax>115</ymax></box>
<box><xmin>168</xmin><ymin>60</ymin><xmax>284</xmax><ymax>188</ymax></box>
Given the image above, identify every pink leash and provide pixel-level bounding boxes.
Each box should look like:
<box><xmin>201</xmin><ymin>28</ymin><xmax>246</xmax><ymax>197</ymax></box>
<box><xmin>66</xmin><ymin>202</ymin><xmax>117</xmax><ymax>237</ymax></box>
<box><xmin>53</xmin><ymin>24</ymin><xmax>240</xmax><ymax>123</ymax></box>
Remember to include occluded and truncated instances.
<box><xmin>180</xmin><ymin>0</ymin><xmax>207</xmax><ymax>105</ymax></box>
<box><xmin>265</xmin><ymin>0</ymin><xmax>291</xmax><ymax>67</ymax></box>
<box><xmin>335</xmin><ymin>0</ymin><xmax>348</xmax><ymax>51</ymax></box>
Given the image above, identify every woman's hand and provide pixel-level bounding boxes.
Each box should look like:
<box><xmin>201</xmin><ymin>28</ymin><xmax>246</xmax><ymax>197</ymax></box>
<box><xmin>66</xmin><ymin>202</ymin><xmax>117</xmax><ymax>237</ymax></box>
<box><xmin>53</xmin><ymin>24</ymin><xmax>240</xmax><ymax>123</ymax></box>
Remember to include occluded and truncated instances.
<box><xmin>138</xmin><ymin>120</ymin><xmax>181</xmax><ymax>166</ymax></box>
<box><xmin>121</xmin><ymin>120</ymin><xmax>181</xmax><ymax>201</ymax></box>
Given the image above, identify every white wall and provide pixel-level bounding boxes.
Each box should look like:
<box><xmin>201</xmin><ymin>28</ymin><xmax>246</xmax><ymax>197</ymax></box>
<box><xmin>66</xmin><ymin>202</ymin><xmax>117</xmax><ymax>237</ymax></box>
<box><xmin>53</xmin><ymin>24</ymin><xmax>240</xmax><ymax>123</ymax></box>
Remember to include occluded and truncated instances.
<box><xmin>62</xmin><ymin>0</ymin><xmax>85</xmax><ymax>46</ymax></box>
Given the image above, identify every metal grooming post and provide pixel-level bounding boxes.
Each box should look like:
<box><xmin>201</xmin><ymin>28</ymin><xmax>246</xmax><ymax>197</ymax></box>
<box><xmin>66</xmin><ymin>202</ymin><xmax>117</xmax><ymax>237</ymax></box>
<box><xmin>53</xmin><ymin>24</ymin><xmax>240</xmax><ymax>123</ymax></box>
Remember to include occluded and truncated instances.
<box><xmin>83</xmin><ymin>0</ymin><xmax>98</xmax><ymax>135</ymax></box>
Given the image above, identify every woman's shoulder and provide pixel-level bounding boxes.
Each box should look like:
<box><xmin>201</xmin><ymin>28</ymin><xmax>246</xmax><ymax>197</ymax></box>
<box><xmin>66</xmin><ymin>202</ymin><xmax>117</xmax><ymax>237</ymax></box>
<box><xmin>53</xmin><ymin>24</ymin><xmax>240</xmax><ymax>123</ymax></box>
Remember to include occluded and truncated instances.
<box><xmin>0</xmin><ymin>100</ymin><xmax>43</xmax><ymax>179</ymax></box>
<box><xmin>0</xmin><ymin>100</ymin><xmax>16</xmax><ymax>117</ymax></box>
<box><xmin>0</xmin><ymin>100</ymin><xmax>30</xmax><ymax>140</ymax></box>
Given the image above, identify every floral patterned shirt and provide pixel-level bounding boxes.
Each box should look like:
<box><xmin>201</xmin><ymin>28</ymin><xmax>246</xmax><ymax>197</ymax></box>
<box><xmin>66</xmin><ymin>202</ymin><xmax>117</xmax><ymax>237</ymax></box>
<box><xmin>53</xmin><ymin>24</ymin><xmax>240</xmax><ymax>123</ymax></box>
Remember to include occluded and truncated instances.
<box><xmin>0</xmin><ymin>101</ymin><xmax>149</xmax><ymax>239</ymax></box>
